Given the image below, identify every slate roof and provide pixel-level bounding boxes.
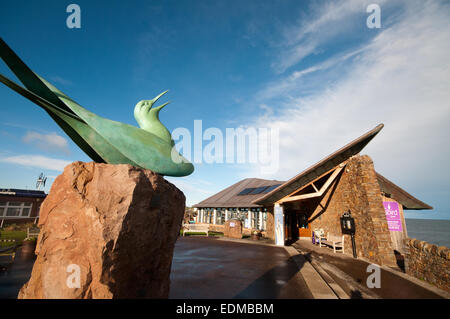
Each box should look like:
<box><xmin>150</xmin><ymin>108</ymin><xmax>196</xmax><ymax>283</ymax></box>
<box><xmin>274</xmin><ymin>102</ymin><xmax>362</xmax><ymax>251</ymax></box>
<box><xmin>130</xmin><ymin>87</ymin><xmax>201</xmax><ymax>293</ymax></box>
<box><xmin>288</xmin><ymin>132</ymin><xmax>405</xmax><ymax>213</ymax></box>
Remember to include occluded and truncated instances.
<box><xmin>193</xmin><ymin>178</ymin><xmax>284</xmax><ymax>208</ymax></box>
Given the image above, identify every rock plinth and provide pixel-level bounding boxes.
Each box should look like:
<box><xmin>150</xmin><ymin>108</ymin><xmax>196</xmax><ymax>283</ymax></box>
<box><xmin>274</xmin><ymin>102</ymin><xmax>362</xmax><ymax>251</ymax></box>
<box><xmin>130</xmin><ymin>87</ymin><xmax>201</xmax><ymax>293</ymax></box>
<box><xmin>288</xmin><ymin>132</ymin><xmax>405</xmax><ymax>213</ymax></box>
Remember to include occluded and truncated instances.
<box><xmin>18</xmin><ymin>161</ymin><xmax>185</xmax><ymax>299</ymax></box>
<box><xmin>224</xmin><ymin>219</ymin><xmax>243</xmax><ymax>239</ymax></box>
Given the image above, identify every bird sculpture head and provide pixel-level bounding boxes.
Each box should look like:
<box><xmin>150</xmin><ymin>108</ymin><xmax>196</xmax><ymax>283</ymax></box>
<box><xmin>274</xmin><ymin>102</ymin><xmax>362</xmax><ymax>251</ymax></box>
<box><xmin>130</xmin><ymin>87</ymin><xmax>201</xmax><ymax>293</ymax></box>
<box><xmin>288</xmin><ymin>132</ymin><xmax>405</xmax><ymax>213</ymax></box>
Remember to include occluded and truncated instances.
<box><xmin>134</xmin><ymin>90</ymin><xmax>174</xmax><ymax>146</ymax></box>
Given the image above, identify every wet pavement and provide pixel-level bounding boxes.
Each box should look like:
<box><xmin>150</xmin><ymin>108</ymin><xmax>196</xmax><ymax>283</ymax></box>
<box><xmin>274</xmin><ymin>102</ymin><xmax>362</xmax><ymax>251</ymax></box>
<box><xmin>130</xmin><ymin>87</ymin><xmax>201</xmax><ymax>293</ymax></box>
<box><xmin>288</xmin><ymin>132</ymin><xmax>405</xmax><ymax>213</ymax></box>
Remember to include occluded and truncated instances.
<box><xmin>0</xmin><ymin>247</ymin><xmax>35</xmax><ymax>299</ymax></box>
<box><xmin>169</xmin><ymin>236</ymin><xmax>313</xmax><ymax>299</ymax></box>
<box><xmin>0</xmin><ymin>237</ymin><xmax>314</xmax><ymax>299</ymax></box>
<box><xmin>293</xmin><ymin>240</ymin><xmax>445</xmax><ymax>299</ymax></box>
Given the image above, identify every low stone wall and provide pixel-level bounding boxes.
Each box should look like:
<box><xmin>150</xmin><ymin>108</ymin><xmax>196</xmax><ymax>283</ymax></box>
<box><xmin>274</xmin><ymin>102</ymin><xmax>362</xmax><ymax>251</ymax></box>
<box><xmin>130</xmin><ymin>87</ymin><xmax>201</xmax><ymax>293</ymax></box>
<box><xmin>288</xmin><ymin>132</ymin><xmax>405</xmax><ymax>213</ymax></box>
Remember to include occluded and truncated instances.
<box><xmin>404</xmin><ymin>238</ymin><xmax>449</xmax><ymax>292</ymax></box>
<box><xmin>194</xmin><ymin>223</ymin><xmax>266</xmax><ymax>238</ymax></box>
<box><xmin>208</xmin><ymin>224</ymin><xmax>225</xmax><ymax>233</ymax></box>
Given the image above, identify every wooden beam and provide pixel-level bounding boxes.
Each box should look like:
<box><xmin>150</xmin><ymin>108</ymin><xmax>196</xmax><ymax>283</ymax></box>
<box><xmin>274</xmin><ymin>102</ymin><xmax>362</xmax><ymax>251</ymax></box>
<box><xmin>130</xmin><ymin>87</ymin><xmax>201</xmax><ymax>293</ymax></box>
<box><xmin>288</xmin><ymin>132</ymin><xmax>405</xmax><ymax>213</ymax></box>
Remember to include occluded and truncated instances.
<box><xmin>278</xmin><ymin>165</ymin><xmax>339</xmax><ymax>201</ymax></box>
<box><xmin>277</xmin><ymin>165</ymin><xmax>344</xmax><ymax>204</ymax></box>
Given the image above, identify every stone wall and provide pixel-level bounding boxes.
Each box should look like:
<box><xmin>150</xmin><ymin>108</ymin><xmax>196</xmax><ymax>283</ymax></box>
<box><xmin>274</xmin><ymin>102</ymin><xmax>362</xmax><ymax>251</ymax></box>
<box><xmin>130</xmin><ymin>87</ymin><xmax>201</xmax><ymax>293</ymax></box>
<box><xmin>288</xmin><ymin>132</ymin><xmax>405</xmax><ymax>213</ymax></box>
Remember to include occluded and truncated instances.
<box><xmin>308</xmin><ymin>155</ymin><xmax>397</xmax><ymax>266</ymax></box>
<box><xmin>206</xmin><ymin>224</ymin><xmax>260</xmax><ymax>237</ymax></box>
<box><xmin>208</xmin><ymin>224</ymin><xmax>225</xmax><ymax>233</ymax></box>
<box><xmin>405</xmin><ymin>238</ymin><xmax>449</xmax><ymax>292</ymax></box>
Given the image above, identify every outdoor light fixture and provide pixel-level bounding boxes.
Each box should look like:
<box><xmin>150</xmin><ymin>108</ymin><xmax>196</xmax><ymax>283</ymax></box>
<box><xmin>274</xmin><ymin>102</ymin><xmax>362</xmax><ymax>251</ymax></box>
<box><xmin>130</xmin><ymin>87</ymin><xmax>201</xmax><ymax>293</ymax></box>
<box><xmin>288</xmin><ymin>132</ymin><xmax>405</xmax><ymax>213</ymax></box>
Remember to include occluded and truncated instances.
<box><xmin>340</xmin><ymin>211</ymin><xmax>357</xmax><ymax>258</ymax></box>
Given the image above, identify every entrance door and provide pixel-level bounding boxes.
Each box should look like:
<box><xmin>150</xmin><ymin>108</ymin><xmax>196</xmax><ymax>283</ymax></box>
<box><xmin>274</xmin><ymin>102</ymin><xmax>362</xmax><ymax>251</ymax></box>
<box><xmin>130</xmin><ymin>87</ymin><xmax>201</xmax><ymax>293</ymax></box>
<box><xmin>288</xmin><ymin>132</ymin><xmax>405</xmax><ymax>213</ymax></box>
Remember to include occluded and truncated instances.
<box><xmin>298</xmin><ymin>213</ymin><xmax>311</xmax><ymax>237</ymax></box>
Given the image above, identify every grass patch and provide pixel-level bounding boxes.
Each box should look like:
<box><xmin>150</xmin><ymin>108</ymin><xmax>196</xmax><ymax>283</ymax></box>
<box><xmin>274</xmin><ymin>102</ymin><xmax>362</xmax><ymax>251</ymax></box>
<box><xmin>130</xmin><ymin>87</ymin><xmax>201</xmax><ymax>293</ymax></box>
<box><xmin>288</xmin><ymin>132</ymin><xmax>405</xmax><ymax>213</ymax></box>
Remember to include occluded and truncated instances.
<box><xmin>0</xmin><ymin>230</ymin><xmax>27</xmax><ymax>245</ymax></box>
<box><xmin>208</xmin><ymin>231</ymin><xmax>224</xmax><ymax>237</ymax></box>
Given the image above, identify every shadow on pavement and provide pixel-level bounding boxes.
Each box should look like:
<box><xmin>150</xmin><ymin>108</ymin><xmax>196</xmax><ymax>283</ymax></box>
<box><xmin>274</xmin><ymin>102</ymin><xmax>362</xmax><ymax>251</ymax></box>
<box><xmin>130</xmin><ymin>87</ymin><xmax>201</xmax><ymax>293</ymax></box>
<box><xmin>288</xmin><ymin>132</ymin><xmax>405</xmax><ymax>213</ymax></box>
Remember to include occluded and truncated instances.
<box><xmin>0</xmin><ymin>246</ymin><xmax>35</xmax><ymax>299</ymax></box>
<box><xmin>233</xmin><ymin>255</ymin><xmax>308</xmax><ymax>299</ymax></box>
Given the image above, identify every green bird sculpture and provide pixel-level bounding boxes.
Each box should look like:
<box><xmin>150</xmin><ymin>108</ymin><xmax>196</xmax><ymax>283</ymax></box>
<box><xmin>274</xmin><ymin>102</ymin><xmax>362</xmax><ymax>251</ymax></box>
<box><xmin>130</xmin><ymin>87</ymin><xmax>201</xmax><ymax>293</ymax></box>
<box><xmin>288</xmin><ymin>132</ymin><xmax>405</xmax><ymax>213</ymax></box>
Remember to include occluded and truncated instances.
<box><xmin>0</xmin><ymin>38</ymin><xmax>194</xmax><ymax>177</ymax></box>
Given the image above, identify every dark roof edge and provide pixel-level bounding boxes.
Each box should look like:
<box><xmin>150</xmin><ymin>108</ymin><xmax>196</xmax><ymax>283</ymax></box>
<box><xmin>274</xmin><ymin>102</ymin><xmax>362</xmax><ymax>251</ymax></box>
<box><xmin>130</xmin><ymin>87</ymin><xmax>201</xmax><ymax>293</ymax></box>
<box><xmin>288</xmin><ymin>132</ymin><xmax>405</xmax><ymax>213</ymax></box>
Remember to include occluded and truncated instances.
<box><xmin>192</xmin><ymin>178</ymin><xmax>284</xmax><ymax>208</ymax></box>
<box><xmin>376</xmin><ymin>172</ymin><xmax>433</xmax><ymax>210</ymax></box>
<box><xmin>254</xmin><ymin>123</ymin><xmax>384</xmax><ymax>205</ymax></box>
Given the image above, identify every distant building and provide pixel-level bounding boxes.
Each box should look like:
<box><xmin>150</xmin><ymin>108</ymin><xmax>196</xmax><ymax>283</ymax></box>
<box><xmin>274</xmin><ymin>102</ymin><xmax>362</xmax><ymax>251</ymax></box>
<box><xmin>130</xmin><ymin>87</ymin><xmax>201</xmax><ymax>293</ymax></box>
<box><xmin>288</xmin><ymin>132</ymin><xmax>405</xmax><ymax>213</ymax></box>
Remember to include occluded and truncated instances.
<box><xmin>193</xmin><ymin>124</ymin><xmax>432</xmax><ymax>266</ymax></box>
<box><xmin>0</xmin><ymin>188</ymin><xmax>46</xmax><ymax>227</ymax></box>
<box><xmin>193</xmin><ymin>178</ymin><xmax>284</xmax><ymax>231</ymax></box>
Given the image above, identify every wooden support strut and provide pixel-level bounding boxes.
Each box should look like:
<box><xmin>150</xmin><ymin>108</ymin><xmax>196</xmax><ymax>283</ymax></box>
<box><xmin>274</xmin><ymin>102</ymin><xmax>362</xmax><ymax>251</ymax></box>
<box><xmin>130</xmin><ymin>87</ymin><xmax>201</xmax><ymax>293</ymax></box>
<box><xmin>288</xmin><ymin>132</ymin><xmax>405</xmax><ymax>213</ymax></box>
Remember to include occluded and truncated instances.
<box><xmin>277</xmin><ymin>163</ymin><xmax>346</xmax><ymax>204</ymax></box>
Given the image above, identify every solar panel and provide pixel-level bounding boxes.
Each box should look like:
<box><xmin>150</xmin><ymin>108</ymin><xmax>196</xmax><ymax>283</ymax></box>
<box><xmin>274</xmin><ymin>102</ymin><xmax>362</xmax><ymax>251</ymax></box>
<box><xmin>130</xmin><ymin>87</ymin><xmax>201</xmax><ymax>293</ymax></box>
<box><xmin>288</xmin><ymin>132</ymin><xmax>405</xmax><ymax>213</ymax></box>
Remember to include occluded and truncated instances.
<box><xmin>237</xmin><ymin>188</ymin><xmax>256</xmax><ymax>195</ymax></box>
<box><xmin>248</xmin><ymin>186</ymin><xmax>269</xmax><ymax>195</ymax></box>
<box><xmin>262</xmin><ymin>184</ymin><xmax>281</xmax><ymax>194</ymax></box>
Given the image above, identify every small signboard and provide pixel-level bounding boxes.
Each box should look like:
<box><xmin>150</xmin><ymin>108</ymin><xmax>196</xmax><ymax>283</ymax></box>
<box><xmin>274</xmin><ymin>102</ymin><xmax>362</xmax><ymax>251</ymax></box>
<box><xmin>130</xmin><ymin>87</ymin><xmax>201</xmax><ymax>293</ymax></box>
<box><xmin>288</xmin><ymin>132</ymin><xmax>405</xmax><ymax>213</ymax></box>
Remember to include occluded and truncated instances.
<box><xmin>383</xmin><ymin>201</ymin><xmax>402</xmax><ymax>232</ymax></box>
<box><xmin>230</xmin><ymin>222</ymin><xmax>235</xmax><ymax>227</ymax></box>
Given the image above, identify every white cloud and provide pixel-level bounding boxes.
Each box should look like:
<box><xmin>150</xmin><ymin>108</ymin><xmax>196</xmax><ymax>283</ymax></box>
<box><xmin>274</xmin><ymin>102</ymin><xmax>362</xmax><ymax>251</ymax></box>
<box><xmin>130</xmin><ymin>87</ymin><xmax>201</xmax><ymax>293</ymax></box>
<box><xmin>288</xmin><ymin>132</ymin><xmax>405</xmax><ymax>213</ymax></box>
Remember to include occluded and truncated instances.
<box><xmin>0</xmin><ymin>155</ymin><xmax>72</xmax><ymax>171</ymax></box>
<box><xmin>22</xmin><ymin>131</ymin><xmax>71</xmax><ymax>155</ymax></box>
<box><xmin>272</xmin><ymin>0</ymin><xmax>389</xmax><ymax>73</ymax></box>
<box><xmin>246</xmin><ymin>0</ymin><xmax>450</xmax><ymax>207</ymax></box>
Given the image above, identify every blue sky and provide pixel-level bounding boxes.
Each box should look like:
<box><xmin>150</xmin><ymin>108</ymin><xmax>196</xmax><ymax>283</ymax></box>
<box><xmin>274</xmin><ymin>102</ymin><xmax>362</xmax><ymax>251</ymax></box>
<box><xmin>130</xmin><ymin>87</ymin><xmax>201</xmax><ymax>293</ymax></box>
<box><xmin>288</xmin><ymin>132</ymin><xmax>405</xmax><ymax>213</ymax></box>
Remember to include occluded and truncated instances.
<box><xmin>0</xmin><ymin>0</ymin><xmax>449</xmax><ymax>219</ymax></box>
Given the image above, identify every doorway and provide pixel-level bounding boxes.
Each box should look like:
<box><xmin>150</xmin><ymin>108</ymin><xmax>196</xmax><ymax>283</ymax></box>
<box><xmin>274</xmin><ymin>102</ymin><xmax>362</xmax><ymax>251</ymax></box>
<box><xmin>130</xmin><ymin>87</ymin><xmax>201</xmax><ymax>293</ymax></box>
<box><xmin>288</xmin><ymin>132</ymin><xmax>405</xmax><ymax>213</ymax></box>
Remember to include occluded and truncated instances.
<box><xmin>297</xmin><ymin>213</ymin><xmax>311</xmax><ymax>238</ymax></box>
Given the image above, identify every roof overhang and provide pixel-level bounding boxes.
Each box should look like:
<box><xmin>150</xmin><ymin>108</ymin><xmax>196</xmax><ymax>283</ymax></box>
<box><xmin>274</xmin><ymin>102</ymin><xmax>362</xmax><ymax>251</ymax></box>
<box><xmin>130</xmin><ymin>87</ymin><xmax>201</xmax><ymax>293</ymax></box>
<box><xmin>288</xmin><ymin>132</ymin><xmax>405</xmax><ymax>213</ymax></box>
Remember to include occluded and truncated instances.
<box><xmin>254</xmin><ymin>124</ymin><xmax>384</xmax><ymax>206</ymax></box>
<box><xmin>376</xmin><ymin>173</ymin><xmax>432</xmax><ymax>210</ymax></box>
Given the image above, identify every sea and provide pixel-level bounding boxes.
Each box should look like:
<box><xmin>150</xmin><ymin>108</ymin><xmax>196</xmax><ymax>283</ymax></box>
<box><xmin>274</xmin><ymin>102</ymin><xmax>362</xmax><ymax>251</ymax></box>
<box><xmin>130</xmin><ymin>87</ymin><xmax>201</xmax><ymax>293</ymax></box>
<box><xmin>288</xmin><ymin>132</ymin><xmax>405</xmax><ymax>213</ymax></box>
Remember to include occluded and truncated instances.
<box><xmin>405</xmin><ymin>219</ymin><xmax>450</xmax><ymax>248</ymax></box>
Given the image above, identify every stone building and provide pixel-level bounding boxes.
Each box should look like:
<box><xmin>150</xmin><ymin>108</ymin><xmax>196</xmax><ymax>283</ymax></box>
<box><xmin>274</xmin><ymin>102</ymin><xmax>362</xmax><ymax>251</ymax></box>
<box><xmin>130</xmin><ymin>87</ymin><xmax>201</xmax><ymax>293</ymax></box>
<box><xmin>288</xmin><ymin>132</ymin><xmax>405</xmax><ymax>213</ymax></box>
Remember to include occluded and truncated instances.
<box><xmin>0</xmin><ymin>188</ymin><xmax>46</xmax><ymax>227</ymax></box>
<box><xmin>193</xmin><ymin>124</ymin><xmax>432</xmax><ymax>266</ymax></box>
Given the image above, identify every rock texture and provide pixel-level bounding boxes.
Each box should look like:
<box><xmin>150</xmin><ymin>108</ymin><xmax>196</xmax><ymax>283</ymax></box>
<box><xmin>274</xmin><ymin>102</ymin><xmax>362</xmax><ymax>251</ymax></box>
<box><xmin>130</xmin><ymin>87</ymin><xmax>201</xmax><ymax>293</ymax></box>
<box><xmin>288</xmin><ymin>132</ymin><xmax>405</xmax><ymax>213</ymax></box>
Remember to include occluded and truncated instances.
<box><xmin>405</xmin><ymin>238</ymin><xmax>449</xmax><ymax>293</ymax></box>
<box><xmin>18</xmin><ymin>161</ymin><xmax>185</xmax><ymax>299</ymax></box>
<box><xmin>224</xmin><ymin>219</ymin><xmax>243</xmax><ymax>239</ymax></box>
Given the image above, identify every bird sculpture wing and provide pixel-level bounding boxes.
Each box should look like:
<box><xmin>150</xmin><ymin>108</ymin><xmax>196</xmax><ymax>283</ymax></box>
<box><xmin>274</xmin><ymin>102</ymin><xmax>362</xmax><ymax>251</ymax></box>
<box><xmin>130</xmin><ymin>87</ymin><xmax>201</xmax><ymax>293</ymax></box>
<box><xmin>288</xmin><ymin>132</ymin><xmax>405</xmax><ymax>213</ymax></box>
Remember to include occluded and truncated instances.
<box><xmin>0</xmin><ymin>38</ymin><xmax>194</xmax><ymax>177</ymax></box>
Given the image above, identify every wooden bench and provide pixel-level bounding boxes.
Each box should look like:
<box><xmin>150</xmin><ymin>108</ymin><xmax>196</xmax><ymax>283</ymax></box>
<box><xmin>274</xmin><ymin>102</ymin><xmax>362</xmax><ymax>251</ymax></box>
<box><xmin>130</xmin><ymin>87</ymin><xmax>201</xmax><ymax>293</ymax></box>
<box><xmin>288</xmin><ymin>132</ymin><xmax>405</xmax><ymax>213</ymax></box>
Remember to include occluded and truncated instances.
<box><xmin>319</xmin><ymin>232</ymin><xmax>344</xmax><ymax>253</ymax></box>
<box><xmin>182</xmin><ymin>224</ymin><xmax>210</xmax><ymax>236</ymax></box>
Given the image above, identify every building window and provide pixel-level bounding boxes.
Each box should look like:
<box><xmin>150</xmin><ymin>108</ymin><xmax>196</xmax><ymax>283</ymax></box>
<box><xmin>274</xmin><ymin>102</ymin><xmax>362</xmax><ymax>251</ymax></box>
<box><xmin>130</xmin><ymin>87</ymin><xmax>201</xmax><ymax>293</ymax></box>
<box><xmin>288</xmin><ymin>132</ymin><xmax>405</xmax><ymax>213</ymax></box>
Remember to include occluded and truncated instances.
<box><xmin>0</xmin><ymin>201</ymin><xmax>33</xmax><ymax>218</ymax></box>
<box><xmin>218</xmin><ymin>210</ymin><xmax>225</xmax><ymax>225</ymax></box>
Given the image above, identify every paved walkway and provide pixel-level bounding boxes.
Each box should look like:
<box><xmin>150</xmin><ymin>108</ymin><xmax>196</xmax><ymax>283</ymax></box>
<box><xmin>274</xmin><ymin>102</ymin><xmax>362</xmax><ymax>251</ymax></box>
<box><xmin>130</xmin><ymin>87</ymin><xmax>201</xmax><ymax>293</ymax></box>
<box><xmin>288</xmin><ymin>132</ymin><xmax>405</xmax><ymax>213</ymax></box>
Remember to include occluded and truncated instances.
<box><xmin>170</xmin><ymin>236</ymin><xmax>313</xmax><ymax>299</ymax></box>
<box><xmin>0</xmin><ymin>247</ymin><xmax>35</xmax><ymax>299</ymax></box>
<box><xmin>293</xmin><ymin>239</ymin><xmax>448</xmax><ymax>299</ymax></box>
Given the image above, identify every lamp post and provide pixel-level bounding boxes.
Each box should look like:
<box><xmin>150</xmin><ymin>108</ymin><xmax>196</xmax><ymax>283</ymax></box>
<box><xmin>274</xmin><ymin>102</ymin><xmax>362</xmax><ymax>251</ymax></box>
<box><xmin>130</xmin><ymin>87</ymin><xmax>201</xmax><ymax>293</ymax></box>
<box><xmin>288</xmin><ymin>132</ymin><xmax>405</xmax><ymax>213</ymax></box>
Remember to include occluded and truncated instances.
<box><xmin>340</xmin><ymin>211</ymin><xmax>357</xmax><ymax>258</ymax></box>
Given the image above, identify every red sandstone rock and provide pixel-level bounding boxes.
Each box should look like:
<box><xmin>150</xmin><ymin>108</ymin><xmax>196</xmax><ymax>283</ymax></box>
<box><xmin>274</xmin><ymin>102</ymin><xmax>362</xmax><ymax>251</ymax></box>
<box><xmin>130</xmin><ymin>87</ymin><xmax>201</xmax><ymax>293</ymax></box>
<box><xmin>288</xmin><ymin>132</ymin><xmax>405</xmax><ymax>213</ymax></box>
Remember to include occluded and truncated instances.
<box><xmin>18</xmin><ymin>162</ymin><xmax>185</xmax><ymax>299</ymax></box>
<box><xmin>224</xmin><ymin>219</ymin><xmax>243</xmax><ymax>239</ymax></box>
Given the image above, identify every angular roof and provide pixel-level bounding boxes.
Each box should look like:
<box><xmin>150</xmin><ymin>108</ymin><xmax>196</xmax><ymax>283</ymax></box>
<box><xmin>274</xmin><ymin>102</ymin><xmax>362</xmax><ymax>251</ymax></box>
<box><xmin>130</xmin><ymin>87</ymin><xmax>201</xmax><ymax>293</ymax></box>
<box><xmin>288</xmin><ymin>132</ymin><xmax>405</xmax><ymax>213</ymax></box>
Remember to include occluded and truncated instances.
<box><xmin>193</xmin><ymin>178</ymin><xmax>284</xmax><ymax>208</ymax></box>
<box><xmin>254</xmin><ymin>124</ymin><xmax>385</xmax><ymax>205</ymax></box>
<box><xmin>376</xmin><ymin>173</ymin><xmax>432</xmax><ymax>210</ymax></box>
<box><xmin>193</xmin><ymin>123</ymin><xmax>431</xmax><ymax>211</ymax></box>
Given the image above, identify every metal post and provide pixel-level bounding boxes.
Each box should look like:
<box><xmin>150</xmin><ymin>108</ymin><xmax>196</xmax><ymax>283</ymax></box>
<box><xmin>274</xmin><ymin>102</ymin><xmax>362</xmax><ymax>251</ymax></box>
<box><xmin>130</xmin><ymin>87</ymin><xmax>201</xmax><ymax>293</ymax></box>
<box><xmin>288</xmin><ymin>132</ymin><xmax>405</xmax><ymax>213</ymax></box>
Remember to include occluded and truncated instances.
<box><xmin>351</xmin><ymin>233</ymin><xmax>357</xmax><ymax>258</ymax></box>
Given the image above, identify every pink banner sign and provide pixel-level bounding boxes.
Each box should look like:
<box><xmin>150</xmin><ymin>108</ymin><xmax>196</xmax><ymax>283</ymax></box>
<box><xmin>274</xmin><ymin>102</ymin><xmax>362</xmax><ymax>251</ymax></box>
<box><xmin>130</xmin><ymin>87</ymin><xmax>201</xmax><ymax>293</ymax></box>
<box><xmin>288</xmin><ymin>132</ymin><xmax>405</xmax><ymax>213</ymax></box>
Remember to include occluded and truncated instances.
<box><xmin>383</xmin><ymin>201</ymin><xmax>403</xmax><ymax>232</ymax></box>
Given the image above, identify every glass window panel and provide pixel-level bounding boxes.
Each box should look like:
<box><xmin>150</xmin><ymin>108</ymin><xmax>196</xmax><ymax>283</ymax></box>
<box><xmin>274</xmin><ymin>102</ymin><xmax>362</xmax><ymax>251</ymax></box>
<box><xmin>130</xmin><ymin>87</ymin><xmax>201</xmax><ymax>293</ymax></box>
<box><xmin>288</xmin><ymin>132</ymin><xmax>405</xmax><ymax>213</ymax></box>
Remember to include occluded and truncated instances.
<box><xmin>262</xmin><ymin>184</ymin><xmax>282</xmax><ymax>194</ymax></box>
<box><xmin>8</xmin><ymin>202</ymin><xmax>23</xmax><ymax>207</ymax></box>
<box><xmin>6</xmin><ymin>207</ymin><xmax>21</xmax><ymax>216</ymax></box>
<box><xmin>0</xmin><ymin>207</ymin><xmax>4</xmax><ymax>216</ymax></box>
<box><xmin>21</xmin><ymin>208</ymin><xmax>31</xmax><ymax>217</ymax></box>
<box><xmin>0</xmin><ymin>201</ymin><xmax>7</xmax><ymax>207</ymax></box>
<box><xmin>23</xmin><ymin>202</ymin><xmax>32</xmax><ymax>207</ymax></box>
<box><xmin>237</xmin><ymin>188</ymin><xmax>256</xmax><ymax>195</ymax></box>
<box><xmin>248</xmin><ymin>186</ymin><xmax>269</xmax><ymax>195</ymax></box>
